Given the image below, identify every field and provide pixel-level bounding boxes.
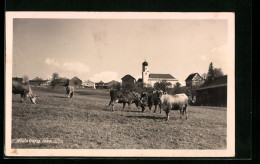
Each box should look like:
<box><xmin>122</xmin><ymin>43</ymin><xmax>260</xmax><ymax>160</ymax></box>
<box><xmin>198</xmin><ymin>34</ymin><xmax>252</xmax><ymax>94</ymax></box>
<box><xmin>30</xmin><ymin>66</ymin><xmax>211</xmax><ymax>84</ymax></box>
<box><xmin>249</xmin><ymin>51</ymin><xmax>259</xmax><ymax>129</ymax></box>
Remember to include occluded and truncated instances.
<box><xmin>11</xmin><ymin>87</ymin><xmax>227</xmax><ymax>149</ymax></box>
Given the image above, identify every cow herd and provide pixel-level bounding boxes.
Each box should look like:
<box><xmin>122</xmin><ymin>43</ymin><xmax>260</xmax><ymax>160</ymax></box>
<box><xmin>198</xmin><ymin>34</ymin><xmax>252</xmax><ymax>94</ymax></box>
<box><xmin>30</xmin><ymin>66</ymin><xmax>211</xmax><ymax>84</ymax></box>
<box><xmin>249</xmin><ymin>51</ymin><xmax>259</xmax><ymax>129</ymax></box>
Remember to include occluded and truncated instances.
<box><xmin>12</xmin><ymin>80</ymin><xmax>189</xmax><ymax>121</ymax></box>
<box><xmin>108</xmin><ymin>89</ymin><xmax>189</xmax><ymax>121</ymax></box>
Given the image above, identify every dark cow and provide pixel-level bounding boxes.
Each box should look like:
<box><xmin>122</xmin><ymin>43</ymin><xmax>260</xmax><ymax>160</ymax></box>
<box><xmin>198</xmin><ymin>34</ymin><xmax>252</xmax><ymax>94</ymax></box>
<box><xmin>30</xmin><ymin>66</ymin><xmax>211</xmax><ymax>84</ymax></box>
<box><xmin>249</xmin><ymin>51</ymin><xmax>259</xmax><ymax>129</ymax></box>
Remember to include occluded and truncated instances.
<box><xmin>66</xmin><ymin>86</ymin><xmax>74</xmax><ymax>98</ymax></box>
<box><xmin>12</xmin><ymin>81</ymin><xmax>37</xmax><ymax>104</ymax></box>
<box><xmin>148</xmin><ymin>90</ymin><xmax>163</xmax><ymax>113</ymax></box>
<box><xmin>108</xmin><ymin>89</ymin><xmax>141</xmax><ymax>111</ymax></box>
<box><xmin>140</xmin><ymin>90</ymin><xmax>163</xmax><ymax>113</ymax></box>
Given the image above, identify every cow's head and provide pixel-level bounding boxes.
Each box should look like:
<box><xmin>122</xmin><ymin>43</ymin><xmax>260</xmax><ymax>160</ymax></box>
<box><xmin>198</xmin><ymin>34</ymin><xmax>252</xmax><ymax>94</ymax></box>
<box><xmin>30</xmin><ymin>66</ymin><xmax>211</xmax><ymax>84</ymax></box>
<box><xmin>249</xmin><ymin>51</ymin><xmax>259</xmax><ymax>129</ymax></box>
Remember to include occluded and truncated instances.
<box><xmin>27</xmin><ymin>93</ymin><xmax>37</xmax><ymax>104</ymax></box>
<box><xmin>157</xmin><ymin>90</ymin><xmax>163</xmax><ymax>99</ymax></box>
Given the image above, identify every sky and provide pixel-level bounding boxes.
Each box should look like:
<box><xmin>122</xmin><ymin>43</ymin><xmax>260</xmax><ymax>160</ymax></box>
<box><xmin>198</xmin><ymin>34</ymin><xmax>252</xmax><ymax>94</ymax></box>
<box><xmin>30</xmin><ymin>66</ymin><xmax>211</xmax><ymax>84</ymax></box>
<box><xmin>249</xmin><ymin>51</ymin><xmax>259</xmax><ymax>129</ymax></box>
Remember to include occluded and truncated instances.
<box><xmin>13</xmin><ymin>18</ymin><xmax>228</xmax><ymax>85</ymax></box>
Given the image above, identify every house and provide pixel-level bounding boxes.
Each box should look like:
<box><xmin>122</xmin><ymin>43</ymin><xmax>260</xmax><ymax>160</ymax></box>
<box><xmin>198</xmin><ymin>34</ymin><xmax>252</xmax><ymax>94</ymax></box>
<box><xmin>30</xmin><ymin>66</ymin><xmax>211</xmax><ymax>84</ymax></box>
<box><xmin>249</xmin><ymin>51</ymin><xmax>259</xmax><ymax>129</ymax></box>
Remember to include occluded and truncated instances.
<box><xmin>141</xmin><ymin>61</ymin><xmax>178</xmax><ymax>88</ymax></box>
<box><xmin>53</xmin><ymin>78</ymin><xmax>69</xmax><ymax>86</ymax></box>
<box><xmin>29</xmin><ymin>77</ymin><xmax>48</xmax><ymax>86</ymax></box>
<box><xmin>69</xmin><ymin>77</ymin><xmax>82</xmax><ymax>87</ymax></box>
<box><xmin>82</xmin><ymin>80</ymin><xmax>95</xmax><ymax>88</ymax></box>
<box><xmin>185</xmin><ymin>73</ymin><xmax>204</xmax><ymax>88</ymax></box>
<box><xmin>195</xmin><ymin>75</ymin><xmax>227</xmax><ymax>106</ymax></box>
<box><xmin>121</xmin><ymin>75</ymin><xmax>136</xmax><ymax>89</ymax></box>
<box><xmin>95</xmin><ymin>81</ymin><xmax>108</xmax><ymax>89</ymax></box>
<box><xmin>107</xmin><ymin>80</ymin><xmax>121</xmax><ymax>89</ymax></box>
<box><xmin>12</xmin><ymin>77</ymin><xmax>24</xmax><ymax>83</ymax></box>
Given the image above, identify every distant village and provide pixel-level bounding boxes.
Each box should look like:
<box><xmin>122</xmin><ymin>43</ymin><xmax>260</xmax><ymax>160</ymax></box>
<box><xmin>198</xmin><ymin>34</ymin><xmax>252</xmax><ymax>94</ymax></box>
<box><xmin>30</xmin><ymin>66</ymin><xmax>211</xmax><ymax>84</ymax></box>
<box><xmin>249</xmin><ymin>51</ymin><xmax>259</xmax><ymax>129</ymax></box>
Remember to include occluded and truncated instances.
<box><xmin>12</xmin><ymin>61</ymin><xmax>227</xmax><ymax>106</ymax></box>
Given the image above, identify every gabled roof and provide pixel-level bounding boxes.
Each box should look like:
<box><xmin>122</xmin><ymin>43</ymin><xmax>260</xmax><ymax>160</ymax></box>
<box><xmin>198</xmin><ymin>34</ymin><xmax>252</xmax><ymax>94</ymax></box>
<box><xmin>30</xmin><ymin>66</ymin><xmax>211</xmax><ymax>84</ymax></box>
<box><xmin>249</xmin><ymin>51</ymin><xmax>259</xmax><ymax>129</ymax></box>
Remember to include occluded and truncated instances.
<box><xmin>97</xmin><ymin>80</ymin><xmax>104</xmax><ymax>84</ymax></box>
<box><xmin>149</xmin><ymin>74</ymin><xmax>175</xmax><ymax>79</ymax></box>
<box><xmin>71</xmin><ymin>76</ymin><xmax>82</xmax><ymax>81</ymax></box>
<box><xmin>196</xmin><ymin>75</ymin><xmax>227</xmax><ymax>90</ymax></box>
<box><xmin>121</xmin><ymin>74</ymin><xmax>136</xmax><ymax>80</ymax></box>
<box><xmin>185</xmin><ymin>73</ymin><xmax>201</xmax><ymax>81</ymax></box>
<box><xmin>107</xmin><ymin>80</ymin><xmax>120</xmax><ymax>84</ymax></box>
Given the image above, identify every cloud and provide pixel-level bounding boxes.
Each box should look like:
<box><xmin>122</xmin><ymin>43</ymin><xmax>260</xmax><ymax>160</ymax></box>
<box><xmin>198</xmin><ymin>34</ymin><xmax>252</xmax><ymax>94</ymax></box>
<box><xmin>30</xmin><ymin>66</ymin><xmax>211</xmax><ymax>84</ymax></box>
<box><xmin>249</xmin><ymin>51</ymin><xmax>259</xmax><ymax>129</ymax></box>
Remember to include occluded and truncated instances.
<box><xmin>45</xmin><ymin>58</ymin><xmax>90</xmax><ymax>74</ymax></box>
<box><xmin>90</xmin><ymin>71</ymin><xmax>119</xmax><ymax>83</ymax></box>
<box><xmin>210</xmin><ymin>44</ymin><xmax>228</xmax><ymax>55</ymax></box>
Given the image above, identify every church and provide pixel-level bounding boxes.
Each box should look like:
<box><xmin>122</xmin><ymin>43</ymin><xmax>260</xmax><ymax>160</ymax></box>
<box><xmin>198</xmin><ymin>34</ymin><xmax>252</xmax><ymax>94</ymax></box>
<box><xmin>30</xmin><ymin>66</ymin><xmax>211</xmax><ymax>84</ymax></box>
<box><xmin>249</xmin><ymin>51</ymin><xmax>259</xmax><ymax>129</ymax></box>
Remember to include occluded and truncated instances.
<box><xmin>140</xmin><ymin>61</ymin><xmax>178</xmax><ymax>88</ymax></box>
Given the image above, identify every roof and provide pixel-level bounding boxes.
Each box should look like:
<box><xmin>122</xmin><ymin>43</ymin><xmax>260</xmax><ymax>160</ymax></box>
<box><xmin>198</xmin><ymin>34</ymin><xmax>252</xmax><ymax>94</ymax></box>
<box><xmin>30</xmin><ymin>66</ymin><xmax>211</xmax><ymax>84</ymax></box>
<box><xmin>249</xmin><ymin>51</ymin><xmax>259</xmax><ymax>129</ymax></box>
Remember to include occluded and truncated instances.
<box><xmin>185</xmin><ymin>73</ymin><xmax>200</xmax><ymax>81</ymax></box>
<box><xmin>29</xmin><ymin>77</ymin><xmax>47</xmax><ymax>82</ymax></box>
<box><xmin>121</xmin><ymin>74</ymin><xmax>136</xmax><ymax>80</ymax></box>
<box><xmin>142</xmin><ymin>61</ymin><xmax>148</xmax><ymax>66</ymax></box>
<box><xmin>149</xmin><ymin>74</ymin><xmax>175</xmax><ymax>79</ymax></box>
<box><xmin>107</xmin><ymin>80</ymin><xmax>120</xmax><ymax>84</ymax></box>
<box><xmin>196</xmin><ymin>75</ymin><xmax>227</xmax><ymax>90</ymax></box>
<box><xmin>137</xmin><ymin>78</ymin><xmax>143</xmax><ymax>82</ymax></box>
<box><xmin>71</xmin><ymin>76</ymin><xmax>82</xmax><ymax>81</ymax></box>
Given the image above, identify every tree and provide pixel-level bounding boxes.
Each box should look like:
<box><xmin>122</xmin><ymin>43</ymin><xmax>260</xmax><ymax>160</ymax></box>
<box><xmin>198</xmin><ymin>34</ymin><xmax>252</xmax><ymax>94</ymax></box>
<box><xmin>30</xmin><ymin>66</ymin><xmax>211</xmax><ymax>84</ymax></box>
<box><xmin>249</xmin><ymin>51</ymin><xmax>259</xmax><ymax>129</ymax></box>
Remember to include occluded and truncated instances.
<box><xmin>213</xmin><ymin>68</ymin><xmax>224</xmax><ymax>77</ymax></box>
<box><xmin>205</xmin><ymin>62</ymin><xmax>224</xmax><ymax>82</ymax></box>
<box><xmin>52</xmin><ymin>72</ymin><xmax>60</xmax><ymax>80</ymax></box>
<box><xmin>201</xmin><ymin>73</ymin><xmax>207</xmax><ymax>81</ymax></box>
<box><xmin>206</xmin><ymin>62</ymin><xmax>215</xmax><ymax>82</ymax></box>
<box><xmin>23</xmin><ymin>75</ymin><xmax>29</xmax><ymax>84</ymax></box>
<box><xmin>154</xmin><ymin>81</ymin><xmax>172</xmax><ymax>92</ymax></box>
<box><xmin>51</xmin><ymin>72</ymin><xmax>60</xmax><ymax>88</ymax></box>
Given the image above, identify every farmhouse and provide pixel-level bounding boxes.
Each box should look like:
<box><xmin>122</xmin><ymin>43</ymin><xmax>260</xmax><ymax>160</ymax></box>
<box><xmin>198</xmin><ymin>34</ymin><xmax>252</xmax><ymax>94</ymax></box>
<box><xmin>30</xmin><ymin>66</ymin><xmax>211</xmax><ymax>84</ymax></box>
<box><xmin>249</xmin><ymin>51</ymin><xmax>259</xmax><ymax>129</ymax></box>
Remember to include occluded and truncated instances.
<box><xmin>54</xmin><ymin>77</ymin><xmax>69</xmax><ymax>86</ymax></box>
<box><xmin>82</xmin><ymin>80</ymin><xmax>95</xmax><ymax>88</ymax></box>
<box><xmin>95</xmin><ymin>81</ymin><xmax>108</xmax><ymax>89</ymax></box>
<box><xmin>185</xmin><ymin>73</ymin><xmax>204</xmax><ymax>88</ymax></box>
<box><xmin>69</xmin><ymin>76</ymin><xmax>82</xmax><ymax>87</ymax></box>
<box><xmin>195</xmin><ymin>75</ymin><xmax>227</xmax><ymax>106</ymax></box>
<box><xmin>141</xmin><ymin>61</ymin><xmax>178</xmax><ymax>88</ymax></box>
<box><xmin>121</xmin><ymin>75</ymin><xmax>136</xmax><ymax>89</ymax></box>
<box><xmin>12</xmin><ymin>77</ymin><xmax>24</xmax><ymax>83</ymax></box>
<box><xmin>29</xmin><ymin>77</ymin><xmax>48</xmax><ymax>86</ymax></box>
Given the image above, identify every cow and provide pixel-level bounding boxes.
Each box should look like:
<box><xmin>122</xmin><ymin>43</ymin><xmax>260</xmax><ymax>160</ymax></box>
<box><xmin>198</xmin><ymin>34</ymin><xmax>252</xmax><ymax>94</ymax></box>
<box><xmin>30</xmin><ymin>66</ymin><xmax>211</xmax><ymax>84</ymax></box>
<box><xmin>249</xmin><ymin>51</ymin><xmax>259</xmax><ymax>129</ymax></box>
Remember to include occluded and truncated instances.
<box><xmin>108</xmin><ymin>89</ymin><xmax>141</xmax><ymax>111</ymax></box>
<box><xmin>12</xmin><ymin>81</ymin><xmax>37</xmax><ymax>104</ymax></box>
<box><xmin>139</xmin><ymin>90</ymin><xmax>163</xmax><ymax>113</ymax></box>
<box><xmin>148</xmin><ymin>90</ymin><xmax>163</xmax><ymax>113</ymax></box>
<box><xmin>66</xmin><ymin>86</ymin><xmax>74</xmax><ymax>98</ymax></box>
<box><xmin>160</xmin><ymin>93</ymin><xmax>188</xmax><ymax>121</ymax></box>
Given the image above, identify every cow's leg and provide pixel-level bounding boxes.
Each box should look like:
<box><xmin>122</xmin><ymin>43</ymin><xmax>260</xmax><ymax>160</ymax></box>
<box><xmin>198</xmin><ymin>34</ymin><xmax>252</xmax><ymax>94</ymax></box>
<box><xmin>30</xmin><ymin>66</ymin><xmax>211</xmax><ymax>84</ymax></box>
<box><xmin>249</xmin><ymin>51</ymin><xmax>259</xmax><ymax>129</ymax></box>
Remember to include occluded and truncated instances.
<box><xmin>165</xmin><ymin>108</ymin><xmax>170</xmax><ymax>121</ymax></box>
<box><xmin>153</xmin><ymin>105</ymin><xmax>157</xmax><ymax>113</ymax></box>
<box><xmin>184</xmin><ymin>104</ymin><xmax>188</xmax><ymax>119</ymax></box>
<box><xmin>128</xmin><ymin>102</ymin><xmax>131</xmax><ymax>110</ymax></box>
<box><xmin>122</xmin><ymin>103</ymin><xmax>126</xmax><ymax>111</ymax></box>
<box><xmin>110</xmin><ymin>101</ymin><xmax>115</xmax><ymax>111</ymax></box>
<box><xmin>20</xmin><ymin>94</ymin><xmax>25</xmax><ymax>103</ymax></box>
<box><xmin>159</xmin><ymin>104</ymin><xmax>162</xmax><ymax>114</ymax></box>
<box><xmin>180</xmin><ymin>108</ymin><xmax>182</xmax><ymax>119</ymax></box>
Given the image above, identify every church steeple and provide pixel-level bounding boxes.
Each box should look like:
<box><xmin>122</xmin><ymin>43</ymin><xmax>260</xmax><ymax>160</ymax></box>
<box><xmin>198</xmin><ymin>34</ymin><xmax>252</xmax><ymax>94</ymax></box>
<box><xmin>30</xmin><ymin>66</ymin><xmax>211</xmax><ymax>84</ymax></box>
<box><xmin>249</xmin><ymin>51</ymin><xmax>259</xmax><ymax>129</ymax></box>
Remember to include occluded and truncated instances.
<box><xmin>142</xmin><ymin>61</ymin><xmax>149</xmax><ymax>84</ymax></box>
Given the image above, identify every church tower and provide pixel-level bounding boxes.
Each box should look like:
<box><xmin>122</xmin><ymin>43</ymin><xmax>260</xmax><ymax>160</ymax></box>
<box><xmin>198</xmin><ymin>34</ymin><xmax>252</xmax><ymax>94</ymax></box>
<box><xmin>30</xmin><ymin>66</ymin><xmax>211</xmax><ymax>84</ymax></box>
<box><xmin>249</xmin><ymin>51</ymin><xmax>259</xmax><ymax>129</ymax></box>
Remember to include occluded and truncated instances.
<box><xmin>142</xmin><ymin>61</ymin><xmax>149</xmax><ymax>84</ymax></box>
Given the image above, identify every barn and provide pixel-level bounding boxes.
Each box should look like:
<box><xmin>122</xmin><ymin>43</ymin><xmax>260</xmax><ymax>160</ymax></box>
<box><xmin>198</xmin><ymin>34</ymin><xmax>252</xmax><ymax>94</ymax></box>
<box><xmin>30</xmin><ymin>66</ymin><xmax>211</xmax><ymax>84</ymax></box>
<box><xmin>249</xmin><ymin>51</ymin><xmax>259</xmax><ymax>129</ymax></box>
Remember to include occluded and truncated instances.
<box><xmin>69</xmin><ymin>77</ymin><xmax>82</xmax><ymax>87</ymax></box>
<box><xmin>53</xmin><ymin>78</ymin><xmax>69</xmax><ymax>86</ymax></box>
<box><xmin>195</xmin><ymin>75</ymin><xmax>227</xmax><ymax>106</ymax></box>
<box><xmin>29</xmin><ymin>77</ymin><xmax>48</xmax><ymax>86</ymax></box>
<box><xmin>95</xmin><ymin>81</ymin><xmax>108</xmax><ymax>89</ymax></box>
<box><xmin>121</xmin><ymin>75</ymin><xmax>136</xmax><ymax>89</ymax></box>
<box><xmin>12</xmin><ymin>77</ymin><xmax>24</xmax><ymax>83</ymax></box>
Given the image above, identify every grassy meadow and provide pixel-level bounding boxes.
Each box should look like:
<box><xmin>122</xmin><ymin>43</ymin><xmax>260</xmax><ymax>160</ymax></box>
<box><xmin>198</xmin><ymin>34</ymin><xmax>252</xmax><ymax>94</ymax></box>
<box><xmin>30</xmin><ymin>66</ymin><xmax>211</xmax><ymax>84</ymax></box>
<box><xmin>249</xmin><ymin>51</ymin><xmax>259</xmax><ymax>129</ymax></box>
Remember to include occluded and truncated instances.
<box><xmin>11</xmin><ymin>86</ymin><xmax>227</xmax><ymax>149</ymax></box>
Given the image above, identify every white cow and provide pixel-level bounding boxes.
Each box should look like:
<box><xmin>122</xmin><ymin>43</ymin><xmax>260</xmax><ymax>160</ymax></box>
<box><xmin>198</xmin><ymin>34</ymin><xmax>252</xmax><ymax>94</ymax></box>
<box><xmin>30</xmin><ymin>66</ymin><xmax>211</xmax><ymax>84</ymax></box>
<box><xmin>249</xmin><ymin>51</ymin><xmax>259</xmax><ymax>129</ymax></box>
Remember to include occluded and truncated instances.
<box><xmin>160</xmin><ymin>93</ymin><xmax>188</xmax><ymax>121</ymax></box>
